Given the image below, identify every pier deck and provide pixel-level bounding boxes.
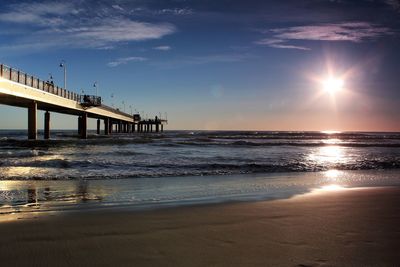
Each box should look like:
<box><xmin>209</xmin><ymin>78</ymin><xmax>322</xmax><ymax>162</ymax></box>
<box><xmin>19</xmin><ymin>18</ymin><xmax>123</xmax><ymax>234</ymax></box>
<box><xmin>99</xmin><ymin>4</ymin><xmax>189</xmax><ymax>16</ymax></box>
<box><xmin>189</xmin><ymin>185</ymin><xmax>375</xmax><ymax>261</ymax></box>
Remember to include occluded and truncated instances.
<box><xmin>0</xmin><ymin>64</ymin><xmax>166</xmax><ymax>139</ymax></box>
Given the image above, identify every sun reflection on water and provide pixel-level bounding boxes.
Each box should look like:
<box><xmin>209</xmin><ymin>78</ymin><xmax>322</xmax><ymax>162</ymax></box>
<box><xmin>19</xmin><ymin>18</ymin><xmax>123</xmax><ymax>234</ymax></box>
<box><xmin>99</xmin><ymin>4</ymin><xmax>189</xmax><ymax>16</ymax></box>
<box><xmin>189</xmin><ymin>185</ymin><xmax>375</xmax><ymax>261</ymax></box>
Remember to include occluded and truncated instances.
<box><xmin>309</xmin><ymin>145</ymin><xmax>346</xmax><ymax>164</ymax></box>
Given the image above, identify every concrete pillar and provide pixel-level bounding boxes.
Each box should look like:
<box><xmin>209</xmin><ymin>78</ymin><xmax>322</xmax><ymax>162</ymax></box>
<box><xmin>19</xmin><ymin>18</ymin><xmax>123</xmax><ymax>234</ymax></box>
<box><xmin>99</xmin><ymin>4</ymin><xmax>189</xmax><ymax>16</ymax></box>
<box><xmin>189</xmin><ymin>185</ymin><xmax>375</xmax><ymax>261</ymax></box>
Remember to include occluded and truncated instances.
<box><xmin>104</xmin><ymin>118</ymin><xmax>109</xmax><ymax>135</ymax></box>
<box><xmin>161</xmin><ymin>124</ymin><xmax>164</xmax><ymax>132</ymax></box>
<box><xmin>28</xmin><ymin>101</ymin><xmax>37</xmax><ymax>140</ymax></box>
<box><xmin>97</xmin><ymin>119</ymin><xmax>101</xmax><ymax>135</ymax></box>
<box><xmin>80</xmin><ymin>113</ymin><xmax>87</xmax><ymax>139</ymax></box>
<box><xmin>44</xmin><ymin>111</ymin><xmax>50</xmax><ymax>139</ymax></box>
<box><xmin>118</xmin><ymin>121</ymin><xmax>122</xmax><ymax>133</ymax></box>
<box><xmin>78</xmin><ymin>116</ymin><xmax>82</xmax><ymax>135</ymax></box>
<box><xmin>150</xmin><ymin>124</ymin><xmax>153</xmax><ymax>132</ymax></box>
<box><xmin>132</xmin><ymin>123</ymin><xmax>135</xmax><ymax>132</ymax></box>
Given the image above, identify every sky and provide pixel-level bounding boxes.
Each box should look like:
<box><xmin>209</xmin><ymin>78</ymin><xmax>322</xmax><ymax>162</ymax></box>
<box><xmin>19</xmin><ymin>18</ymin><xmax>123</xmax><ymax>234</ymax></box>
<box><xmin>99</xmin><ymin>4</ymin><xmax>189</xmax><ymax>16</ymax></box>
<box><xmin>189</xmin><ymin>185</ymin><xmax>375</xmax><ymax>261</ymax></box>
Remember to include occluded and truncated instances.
<box><xmin>0</xmin><ymin>0</ymin><xmax>399</xmax><ymax>131</ymax></box>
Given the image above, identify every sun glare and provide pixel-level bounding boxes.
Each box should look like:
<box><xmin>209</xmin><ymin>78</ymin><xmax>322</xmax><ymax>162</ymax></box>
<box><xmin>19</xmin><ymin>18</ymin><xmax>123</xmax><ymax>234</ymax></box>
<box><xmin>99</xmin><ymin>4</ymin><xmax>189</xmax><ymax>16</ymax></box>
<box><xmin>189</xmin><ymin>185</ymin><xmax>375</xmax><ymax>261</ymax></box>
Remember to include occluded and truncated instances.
<box><xmin>323</xmin><ymin>77</ymin><xmax>344</xmax><ymax>93</ymax></box>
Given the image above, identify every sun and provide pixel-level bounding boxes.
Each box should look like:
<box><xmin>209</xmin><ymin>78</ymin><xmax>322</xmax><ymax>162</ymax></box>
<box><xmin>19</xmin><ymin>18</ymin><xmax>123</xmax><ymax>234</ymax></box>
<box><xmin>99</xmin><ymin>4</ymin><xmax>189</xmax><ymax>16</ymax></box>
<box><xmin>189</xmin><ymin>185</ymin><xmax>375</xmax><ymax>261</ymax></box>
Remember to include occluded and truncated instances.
<box><xmin>323</xmin><ymin>77</ymin><xmax>344</xmax><ymax>93</ymax></box>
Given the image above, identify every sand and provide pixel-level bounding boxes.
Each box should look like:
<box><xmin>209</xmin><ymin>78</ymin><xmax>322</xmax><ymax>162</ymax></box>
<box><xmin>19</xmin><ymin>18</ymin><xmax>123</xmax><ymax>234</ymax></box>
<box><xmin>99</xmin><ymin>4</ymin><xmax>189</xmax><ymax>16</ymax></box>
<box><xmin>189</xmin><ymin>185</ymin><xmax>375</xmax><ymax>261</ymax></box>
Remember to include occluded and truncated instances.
<box><xmin>0</xmin><ymin>186</ymin><xmax>399</xmax><ymax>267</ymax></box>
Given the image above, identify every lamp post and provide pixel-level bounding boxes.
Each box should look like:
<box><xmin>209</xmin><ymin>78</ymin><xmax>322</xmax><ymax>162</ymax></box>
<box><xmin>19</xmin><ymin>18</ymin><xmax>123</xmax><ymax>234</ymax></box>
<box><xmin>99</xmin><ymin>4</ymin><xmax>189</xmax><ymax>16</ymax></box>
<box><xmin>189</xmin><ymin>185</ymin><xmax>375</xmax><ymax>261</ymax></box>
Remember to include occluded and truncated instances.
<box><xmin>129</xmin><ymin>105</ymin><xmax>133</xmax><ymax>115</ymax></box>
<box><xmin>110</xmin><ymin>93</ymin><xmax>114</xmax><ymax>108</ymax></box>
<box><xmin>93</xmin><ymin>81</ymin><xmax>98</xmax><ymax>96</ymax></box>
<box><xmin>59</xmin><ymin>60</ymin><xmax>66</xmax><ymax>89</ymax></box>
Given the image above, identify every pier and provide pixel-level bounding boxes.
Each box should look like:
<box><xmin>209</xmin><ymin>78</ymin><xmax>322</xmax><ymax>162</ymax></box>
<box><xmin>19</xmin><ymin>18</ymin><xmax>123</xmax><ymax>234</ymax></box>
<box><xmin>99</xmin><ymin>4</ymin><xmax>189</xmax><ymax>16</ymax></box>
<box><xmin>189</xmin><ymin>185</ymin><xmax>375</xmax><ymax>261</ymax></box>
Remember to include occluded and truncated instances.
<box><xmin>0</xmin><ymin>64</ymin><xmax>167</xmax><ymax>139</ymax></box>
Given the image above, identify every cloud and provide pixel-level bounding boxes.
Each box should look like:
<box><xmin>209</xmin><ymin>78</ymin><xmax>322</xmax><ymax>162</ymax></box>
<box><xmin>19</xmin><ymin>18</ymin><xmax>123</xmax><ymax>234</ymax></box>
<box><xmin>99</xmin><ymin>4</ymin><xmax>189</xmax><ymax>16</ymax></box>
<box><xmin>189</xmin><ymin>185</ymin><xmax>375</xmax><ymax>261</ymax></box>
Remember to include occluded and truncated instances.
<box><xmin>107</xmin><ymin>56</ymin><xmax>148</xmax><ymax>67</ymax></box>
<box><xmin>384</xmin><ymin>0</ymin><xmax>400</xmax><ymax>11</ymax></box>
<box><xmin>155</xmin><ymin>8</ymin><xmax>193</xmax><ymax>15</ymax></box>
<box><xmin>0</xmin><ymin>1</ymin><xmax>177</xmax><ymax>52</ymax></box>
<box><xmin>256</xmin><ymin>22</ymin><xmax>393</xmax><ymax>50</ymax></box>
<box><xmin>153</xmin><ymin>45</ymin><xmax>171</xmax><ymax>51</ymax></box>
<box><xmin>112</xmin><ymin>4</ymin><xmax>124</xmax><ymax>11</ymax></box>
<box><xmin>65</xmin><ymin>19</ymin><xmax>176</xmax><ymax>45</ymax></box>
<box><xmin>255</xmin><ymin>39</ymin><xmax>310</xmax><ymax>50</ymax></box>
<box><xmin>0</xmin><ymin>2</ymin><xmax>77</xmax><ymax>26</ymax></box>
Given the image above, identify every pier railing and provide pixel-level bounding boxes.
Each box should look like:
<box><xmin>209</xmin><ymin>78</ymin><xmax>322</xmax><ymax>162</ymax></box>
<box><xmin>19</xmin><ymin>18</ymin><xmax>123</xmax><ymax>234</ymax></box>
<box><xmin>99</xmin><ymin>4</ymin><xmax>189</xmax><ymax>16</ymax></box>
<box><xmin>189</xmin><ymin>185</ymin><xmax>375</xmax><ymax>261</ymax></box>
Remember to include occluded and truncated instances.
<box><xmin>0</xmin><ymin>63</ymin><xmax>158</xmax><ymax>122</ymax></box>
<box><xmin>0</xmin><ymin>63</ymin><xmax>81</xmax><ymax>102</ymax></box>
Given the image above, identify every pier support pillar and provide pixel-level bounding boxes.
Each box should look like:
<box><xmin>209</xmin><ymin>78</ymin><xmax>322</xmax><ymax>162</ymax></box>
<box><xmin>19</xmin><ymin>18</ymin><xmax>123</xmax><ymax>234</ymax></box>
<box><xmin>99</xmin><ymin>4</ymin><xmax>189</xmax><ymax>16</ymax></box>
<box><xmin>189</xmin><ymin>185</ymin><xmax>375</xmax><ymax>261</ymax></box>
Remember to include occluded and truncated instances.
<box><xmin>118</xmin><ymin>121</ymin><xmax>122</xmax><ymax>133</ymax></box>
<box><xmin>104</xmin><ymin>118</ymin><xmax>109</xmax><ymax>135</ymax></box>
<box><xmin>132</xmin><ymin>123</ymin><xmax>135</xmax><ymax>133</ymax></box>
<box><xmin>150</xmin><ymin>124</ymin><xmax>153</xmax><ymax>132</ymax></box>
<box><xmin>80</xmin><ymin>113</ymin><xmax>87</xmax><ymax>139</ymax></box>
<box><xmin>28</xmin><ymin>101</ymin><xmax>37</xmax><ymax>140</ymax></box>
<box><xmin>44</xmin><ymin>111</ymin><xmax>50</xmax><ymax>139</ymax></box>
<box><xmin>161</xmin><ymin>124</ymin><xmax>164</xmax><ymax>132</ymax></box>
<box><xmin>78</xmin><ymin>116</ymin><xmax>82</xmax><ymax>135</ymax></box>
<box><xmin>156</xmin><ymin>123</ymin><xmax>159</xmax><ymax>133</ymax></box>
<box><xmin>97</xmin><ymin>119</ymin><xmax>101</xmax><ymax>135</ymax></box>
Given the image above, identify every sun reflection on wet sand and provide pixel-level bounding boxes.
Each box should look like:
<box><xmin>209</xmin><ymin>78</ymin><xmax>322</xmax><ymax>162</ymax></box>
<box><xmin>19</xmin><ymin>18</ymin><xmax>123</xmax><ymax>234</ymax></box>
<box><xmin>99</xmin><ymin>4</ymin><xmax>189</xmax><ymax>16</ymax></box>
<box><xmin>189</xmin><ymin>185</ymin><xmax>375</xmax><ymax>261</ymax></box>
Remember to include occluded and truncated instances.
<box><xmin>0</xmin><ymin>180</ymin><xmax>106</xmax><ymax>222</ymax></box>
<box><xmin>320</xmin><ymin>184</ymin><xmax>345</xmax><ymax>191</ymax></box>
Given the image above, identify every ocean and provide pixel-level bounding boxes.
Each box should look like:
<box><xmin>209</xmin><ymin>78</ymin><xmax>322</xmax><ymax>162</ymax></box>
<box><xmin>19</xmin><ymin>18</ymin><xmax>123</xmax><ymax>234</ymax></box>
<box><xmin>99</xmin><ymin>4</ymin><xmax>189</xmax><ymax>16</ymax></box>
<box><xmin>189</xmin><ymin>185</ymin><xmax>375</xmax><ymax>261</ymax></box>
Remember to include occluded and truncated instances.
<box><xmin>1</xmin><ymin>130</ymin><xmax>400</xmax><ymax>216</ymax></box>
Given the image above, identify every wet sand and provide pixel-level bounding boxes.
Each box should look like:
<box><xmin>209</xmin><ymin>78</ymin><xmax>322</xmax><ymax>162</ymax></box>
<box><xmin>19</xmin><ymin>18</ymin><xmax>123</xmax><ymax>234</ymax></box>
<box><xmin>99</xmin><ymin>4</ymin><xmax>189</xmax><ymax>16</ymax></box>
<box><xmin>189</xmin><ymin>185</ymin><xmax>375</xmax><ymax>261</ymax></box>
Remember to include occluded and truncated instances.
<box><xmin>0</xmin><ymin>186</ymin><xmax>399</xmax><ymax>267</ymax></box>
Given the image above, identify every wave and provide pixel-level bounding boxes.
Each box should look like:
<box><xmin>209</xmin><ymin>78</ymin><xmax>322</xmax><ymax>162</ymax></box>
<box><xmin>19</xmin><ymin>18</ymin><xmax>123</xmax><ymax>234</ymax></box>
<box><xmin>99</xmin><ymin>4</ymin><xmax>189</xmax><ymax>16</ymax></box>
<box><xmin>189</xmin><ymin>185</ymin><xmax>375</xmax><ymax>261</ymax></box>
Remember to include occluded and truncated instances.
<box><xmin>1</xmin><ymin>159</ymin><xmax>399</xmax><ymax>180</ymax></box>
<box><xmin>0</xmin><ymin>159</ymin><xmax>126</xmax><ymax>169</ymax></box>
<box><xmin>175</xmin><ymin>140</ymin><xmax>400</xmax><ymax>148</ymax></box>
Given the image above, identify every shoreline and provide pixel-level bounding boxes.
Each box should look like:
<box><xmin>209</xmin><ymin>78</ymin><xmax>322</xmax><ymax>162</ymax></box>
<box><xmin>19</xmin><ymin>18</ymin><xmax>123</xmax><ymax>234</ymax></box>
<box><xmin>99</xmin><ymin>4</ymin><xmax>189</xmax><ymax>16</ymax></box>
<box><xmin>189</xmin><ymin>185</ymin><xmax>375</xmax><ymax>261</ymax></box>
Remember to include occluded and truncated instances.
<box><xmin>1</xmin><ymin>186</ymin><xmax>399</xmax><ymax>266</ymax></box>
<box><xmin>1</xmin><ymin>169</ymin><xmax>400</xmax><ymax>220</ymax></box>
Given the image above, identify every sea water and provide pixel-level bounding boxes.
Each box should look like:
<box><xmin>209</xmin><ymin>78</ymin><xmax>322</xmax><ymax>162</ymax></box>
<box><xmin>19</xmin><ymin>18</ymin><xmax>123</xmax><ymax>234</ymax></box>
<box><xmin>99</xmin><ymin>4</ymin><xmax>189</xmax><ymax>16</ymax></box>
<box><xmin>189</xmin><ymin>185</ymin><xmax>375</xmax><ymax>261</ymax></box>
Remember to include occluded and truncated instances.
<box><xmin>0</xmin><ymin>130</ymin><xmax>400</xmax><ymax>215</ymax></box>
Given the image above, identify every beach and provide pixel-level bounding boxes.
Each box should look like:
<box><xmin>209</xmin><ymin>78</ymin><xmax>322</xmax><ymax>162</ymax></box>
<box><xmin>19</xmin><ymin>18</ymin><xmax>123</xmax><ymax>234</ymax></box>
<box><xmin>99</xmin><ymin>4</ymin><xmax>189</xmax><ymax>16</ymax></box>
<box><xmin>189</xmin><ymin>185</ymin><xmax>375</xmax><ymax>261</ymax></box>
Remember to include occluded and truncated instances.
<box><xmin>1</xmin><ymin>186</ymin><xmax>399</xmax><ymax>267</ymax></box>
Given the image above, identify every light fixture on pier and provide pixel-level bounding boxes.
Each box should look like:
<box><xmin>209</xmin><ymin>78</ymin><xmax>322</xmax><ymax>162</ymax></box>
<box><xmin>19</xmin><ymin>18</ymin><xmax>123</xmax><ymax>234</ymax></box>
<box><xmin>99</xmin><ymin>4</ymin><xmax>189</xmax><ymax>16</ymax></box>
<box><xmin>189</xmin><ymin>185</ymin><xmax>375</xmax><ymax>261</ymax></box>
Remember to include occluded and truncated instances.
<box><xmin>93</xmin><ymin>82</ymin><xmax>98</xmax><ymax>96</ymax></box>
<box><xmin>59</xmin><ymin>60</ymin><xmax>66</xmax><ymax>89</ymax></box>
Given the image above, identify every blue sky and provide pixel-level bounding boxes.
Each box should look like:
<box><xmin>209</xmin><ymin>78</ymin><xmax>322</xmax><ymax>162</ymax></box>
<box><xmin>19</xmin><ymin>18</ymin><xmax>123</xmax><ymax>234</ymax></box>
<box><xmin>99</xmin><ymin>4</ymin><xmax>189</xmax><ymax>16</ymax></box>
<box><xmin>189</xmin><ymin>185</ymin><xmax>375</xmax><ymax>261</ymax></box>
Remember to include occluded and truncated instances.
<box><xmin>0</xmin><ymin>0</ymin><xmax>399</xmax><ymax>131</ymax></box>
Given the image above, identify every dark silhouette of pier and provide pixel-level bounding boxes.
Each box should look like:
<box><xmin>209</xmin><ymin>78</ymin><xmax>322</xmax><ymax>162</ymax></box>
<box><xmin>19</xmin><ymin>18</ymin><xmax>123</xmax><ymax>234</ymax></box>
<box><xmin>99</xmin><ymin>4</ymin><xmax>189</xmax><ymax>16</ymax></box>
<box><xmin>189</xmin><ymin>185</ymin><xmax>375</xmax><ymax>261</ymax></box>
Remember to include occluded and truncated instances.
<box><xmin>0</xmin><ymin>63</ymin><xmax>167</xmax><ymax>139</ymax></box>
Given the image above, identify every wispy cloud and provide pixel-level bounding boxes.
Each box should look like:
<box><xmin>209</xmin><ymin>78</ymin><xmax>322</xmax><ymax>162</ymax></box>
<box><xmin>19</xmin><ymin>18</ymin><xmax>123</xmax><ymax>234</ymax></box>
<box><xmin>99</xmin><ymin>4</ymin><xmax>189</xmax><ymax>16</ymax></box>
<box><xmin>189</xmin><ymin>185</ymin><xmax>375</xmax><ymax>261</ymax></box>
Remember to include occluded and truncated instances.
<box><xmin>112</xmin><ymin>4</ymin><xmax>124</xmax><ymax>11</ymax></box>
<box><xmin>255</xmin><ymin>39</ymin><xmax>310</xmax><ymax>50</ymax></box>
<box><xmin>385</xmin><ymin>0</ymin><xmax>400</xmax><ymax>11</ymax></box>
<box><xmin>107</xmin><ymin>56</ymin><xmax>148</xmax><ymax>67</ymax></box>
<box><xmin>64</xmin><ymin>19</ymin><xmax>176</xmax><ymax>45</ymax></box>
<box><xmin>0</xmin><ymin>1</ymin><xmax>177</xmax><ymax>52</ymax></box>
<box><xmin>155</xmin><ymin>8</ymin><xmax>193</xmax><ymax>15</ymax></box>
<box><xmin>153</xmin><ymin>45</ymin><xmax>171</xmax><ymax>51</ymax></box>
<box><xmin>0</xmin><ymin>2</ymin><xmax>77</xmax><ymax>26</ymax></box>
<box><xmin>256</xmin><ymin>22</ymin><xmax>393</xmax><ymax>50</ymax></box>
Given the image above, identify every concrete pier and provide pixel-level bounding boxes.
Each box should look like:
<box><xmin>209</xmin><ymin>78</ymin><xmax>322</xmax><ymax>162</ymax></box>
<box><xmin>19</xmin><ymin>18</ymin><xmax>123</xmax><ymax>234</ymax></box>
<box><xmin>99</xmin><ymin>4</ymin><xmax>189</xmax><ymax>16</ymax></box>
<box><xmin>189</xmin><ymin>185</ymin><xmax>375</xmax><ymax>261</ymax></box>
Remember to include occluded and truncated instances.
<box><xmin>44</xmin><ymin>111</ymin><xmax>50</xmax><ymax>139</ymax></box>
<box><xmin>28</xmin><ymin>101</ymin><xmax>37</xmax><ymax>140</ymax></box>
<box><xmin>1</xmin><ymin>63</ymin><xmax>142</xmax><ymax>140</ymax></box>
